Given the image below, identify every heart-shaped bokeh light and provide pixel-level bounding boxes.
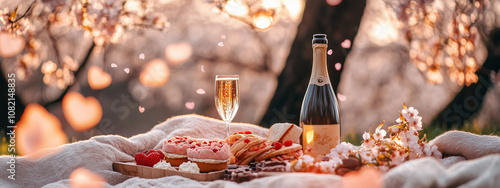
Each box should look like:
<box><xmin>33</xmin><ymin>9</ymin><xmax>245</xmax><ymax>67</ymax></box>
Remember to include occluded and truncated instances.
<box><xmin>63</xmin><ymin>92</ymin><xmax>103</xmax><ymax>131</ymax></box>
<box><xmin>88</xmin><ymin>65</ymin><xmax>112</xmax><ymax>90</ymax></box>
<box><xmin>139</xmin><ymin>59</ymin><xmax>170</xmax><ymax>87</ymax></box>
<box><xmin>15</xmin><ymin>104</ymin><xmax>68</xmax><ymax>156</ymax></box>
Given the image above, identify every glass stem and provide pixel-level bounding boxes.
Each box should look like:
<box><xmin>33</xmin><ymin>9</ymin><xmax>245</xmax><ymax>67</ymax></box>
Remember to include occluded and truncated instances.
<box><xmin>226</xmin><ymin>121</ymin><xmax>230</xmax><ymax>140</ymax></box>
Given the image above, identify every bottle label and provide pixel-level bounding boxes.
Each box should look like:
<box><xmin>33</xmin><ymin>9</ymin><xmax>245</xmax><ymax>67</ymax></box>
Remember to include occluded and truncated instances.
<box><xmin>310</xmin><ymin>76</ymin><xmax>330</xmax><ymax>86</ymax></box>
<box><xmin>302</xmin><ymin>124</ymin><xmax>340</xmax><ymax>161</ymax></box>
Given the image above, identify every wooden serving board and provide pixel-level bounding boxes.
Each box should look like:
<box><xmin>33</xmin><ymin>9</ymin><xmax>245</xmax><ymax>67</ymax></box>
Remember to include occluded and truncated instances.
<box><xmin>112</xmin><ymin>162</ymin><xmax>225</xmax><ymax>181</ymax></box>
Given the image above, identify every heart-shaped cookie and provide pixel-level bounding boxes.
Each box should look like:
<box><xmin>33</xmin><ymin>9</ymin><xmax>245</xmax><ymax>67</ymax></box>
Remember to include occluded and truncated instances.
<box><xmin>135</xmin><ymin>150</ymin><xmax>164</xmax><ymax>167</ymax></box>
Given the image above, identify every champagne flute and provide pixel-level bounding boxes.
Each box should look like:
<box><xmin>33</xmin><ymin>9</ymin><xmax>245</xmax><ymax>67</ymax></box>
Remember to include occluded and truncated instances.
<box><xmin>215</xmin><ymin>75</ymin><xmax>240</xmax><ymax>139</ymax></box>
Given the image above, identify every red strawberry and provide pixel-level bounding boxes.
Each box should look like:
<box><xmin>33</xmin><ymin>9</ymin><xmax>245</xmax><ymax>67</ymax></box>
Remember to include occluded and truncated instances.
<box><xmin>244</xmin><ymin>130</ymin><xmax>252</xmax><ymax>134</ymax></box>
<box><xmin>273</xmin><ymin>142</ymin><xmax>282</xmax><ymax>150</ymax></box>
<box><xmin>135</xmin><ymin>150</ymin><xmax>163</xmax><ymax>167</ymax></box>
<box><xmin>283</xmin><ymin>140</ymin><xmax>293</xmax><ymax>147</ymax></box>
<box><xmin>213</xmin><ymin>148</ymin><xmax>219</xmax><ymax>153</ymax></box>
<box><xmin>238</xmin><ymin>131</ymin><xmax>244</xmax><ymax>134</ymax></box>
<box><xmin>244</xmin><ymin>138</ymin><xmax>251</xmax><ymax>143</ymax></box>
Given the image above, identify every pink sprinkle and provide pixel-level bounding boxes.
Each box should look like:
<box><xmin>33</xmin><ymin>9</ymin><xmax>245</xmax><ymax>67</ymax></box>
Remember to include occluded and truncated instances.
<box><xmin>217</xmin><ymin>42</ymin><xmax>224</xmax><ymax>47</ymax></box>
<box><xmin>328</xmin><ymin>49</ymin><xmax>333</xmax><ymax>55</ymax></box>
<box><xmin>341</xmin><ymin>39</ymin><xmax>351</xmax><ymax>49</ymax></box>
<box><xmin>326</xmin><ymin>0</ymin><xmax>342</xmax><ymax>6</ymax></box>
<box><xmin>337</xmin><ymin>93</ymin><xmax>347</xmax><ymax>101</ymax></box>
<box><xmin>185</xmin><ymin>102</ymin><xmax>195</xmax><ymax>110</ymax></box>
<box><xmin>335</xmin><ymin>62</ymin><xmax>342</xmax><ymax>70</ymax></box>
<box><xmin>196</xmin><ymin>89</ymin><xmax>206</xmax><ymax>94</ymax></box>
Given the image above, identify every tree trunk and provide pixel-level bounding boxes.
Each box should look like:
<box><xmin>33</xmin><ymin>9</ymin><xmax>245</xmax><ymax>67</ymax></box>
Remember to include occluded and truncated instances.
<box><xmin>259</xmin><ymin>0</ymin><xmax>367</xmax><ymax>127</ymax></box>
<box><xmin>432</xmin><ymin>29</ymin><xmax>500</xmax><ymax>128</ymax></box>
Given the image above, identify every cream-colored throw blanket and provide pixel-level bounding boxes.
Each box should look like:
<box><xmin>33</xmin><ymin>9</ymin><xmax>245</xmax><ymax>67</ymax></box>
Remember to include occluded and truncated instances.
<box><xmin>0</xmin><ymin>115</ymin><xmax>499</xmax><ymax>187</ymax></box>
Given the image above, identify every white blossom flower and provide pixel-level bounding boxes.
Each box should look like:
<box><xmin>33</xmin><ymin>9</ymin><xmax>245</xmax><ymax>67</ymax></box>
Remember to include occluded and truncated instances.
<box><xmin>378</xmin><ymin>165</ymin><xmax>389</xmax><ymax>172</ymax></box>
<box><xmin>302</xmin><ymin>155</ymin><xmax>315</xmax><ymax>164</ymax></box>
<box><xmin>396</xmin><ymin>118</ymin><xmax>403</xmax><ymax>124</ymax></box>
<box><xmin>431</xmin><ymin>145</ymin><xmax>442</xmax><ymax>159</ymax></box>
<box><xmin>402</xmin><ymin>107</ymin><xmax>419</xmax><ymax>120</ymax></box>
<box><xmin>374</xmin><ymin>129</ymin><xmax>386</xmax><ymax>140</ymax></box>
<box><xmin>391</xmin><ymin>150</ymin><xmax>406</xmax><ymax>165</ymax></box>
<box><xmin>423</xmin><ymin>144</ymin><xmax>431</xmax><ymax>156</ymax></box>
<box><xmin>370</xmin><ymin>146</ymin><xmax>379</xmax><ymax>157</ymax></box>
<box><xmin>362</xmin><ymin>138</ymin><xmax>375</xmax><ymax>148</ymax></box>
<box><xmin>317</xmin><ymin>160</ymin><xmax>338</xmax><ymax>173</ymax></box>
<box><xmin>359</xmin><ymin>149</ymin><xmax>374</xmax><ymax>162</ymax></box>
<box><xmin>391</xmin><ymin>126</ymin><xmax>400</xmax><ymax>133</ymax></box>
<box><xmin>408</xmin><ymin>116</ymin><xmax>423</xmax><ymax>131</ymax></box>
<box><xmin>362</xmin><ymin>132</ymin><xmax>371</xmax><ymax>140</ymax></box>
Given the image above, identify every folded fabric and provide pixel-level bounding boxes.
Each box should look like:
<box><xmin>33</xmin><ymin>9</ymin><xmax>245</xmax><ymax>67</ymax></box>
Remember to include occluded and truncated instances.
<box><xmin>430</xmin><ymin>130</ymin><xmax>500</xmax><ymax>160</ymax></box>
<box><xmin>1</xmin><ymin>114</ymin><xmax>499</xmax><ymax>188</ymax></box>
<box><xmin>0</xmin><ymin>114</ymin><xmax>268</xmax><ymax>187</ymax></box>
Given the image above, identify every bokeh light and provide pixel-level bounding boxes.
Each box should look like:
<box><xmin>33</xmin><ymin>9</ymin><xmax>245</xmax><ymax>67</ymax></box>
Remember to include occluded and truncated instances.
<box><xmin>165</xmin><ymin>42</ymin><xmax>193</xmax><ymax>66</ymax></box>
<box><xmin>70</xmin><ymin>168</ymin><xmax>106</xmax><ymax>188</ymax></box>
<box><xmin>139</xmin><ymin>59</ymin><xmax>170</xmax><ymax>87</ymax></box>
<box><xmin>15</xmin><ymin>104</ymin><xmax>68</xmax><ymax>156</ymax></box>
<box><xmin>185</xmin><ymin>102</ymin><xmax>195</xmax><ymax>110</ymax></box>
<box><xmin>88</xmin><ymin>66</ymin><xmax>112</xmax><ymax>90</ymax></box>
<box><xmin>326</xmin><ymin>0</ymin><xmax>342</xmax><ymax>6</ymax></box>
<box><xmin>253</xmin><ymin>13</ymin><xmax>273</xmax><ymax>30</ymax></box>
<box><xmin>341</xmin><ymin>168</ymin><xmax>382</xmax><ymax>188</ymax></box>
<box><xmin>0</xmin><ymin>32</ymin><xmax>25</xmax><ymax>58</ymax></box>
<box><xmin>341</xmin><ymin>39</ymin><xmax>351</xmax><ymax>49</ymax></box>
<box><xmin>224</xmin><ymin>0</ymin><xmax>249</xmax><ymax>17</ymax></box>
<box><xmin>63</xmin><ymin>92</ymin><xmax>103</xmax><ymax>131</ymax></box>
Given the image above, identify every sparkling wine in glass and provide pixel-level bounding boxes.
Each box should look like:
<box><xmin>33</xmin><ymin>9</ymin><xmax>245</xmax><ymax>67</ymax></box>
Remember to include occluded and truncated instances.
<box><xmin>215</xmin><ymin>75</ymin><xmax>240</xmax><ymax>139</ymax></box>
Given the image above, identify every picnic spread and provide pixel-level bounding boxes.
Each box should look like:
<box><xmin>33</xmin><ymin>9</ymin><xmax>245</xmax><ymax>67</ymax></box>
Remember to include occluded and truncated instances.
<box><xmin>1</xmin><ymin>114</ymin><xmax>500</xmax><ymax>187</ymax></box>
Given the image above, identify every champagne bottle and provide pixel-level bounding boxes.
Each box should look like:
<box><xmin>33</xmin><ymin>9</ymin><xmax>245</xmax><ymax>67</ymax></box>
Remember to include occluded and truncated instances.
<box><xmin>300</xmin><ymin>34</ymin><xmax>341</xmax><ymax>161</ymax></box>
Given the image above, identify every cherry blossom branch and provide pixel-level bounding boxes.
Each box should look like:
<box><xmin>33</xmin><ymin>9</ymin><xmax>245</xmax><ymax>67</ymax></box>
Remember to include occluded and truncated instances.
<box><xmin>14</xmin><ymin>0</ymin><xmax>37</xmax><ymax>22</ymax></box>
<box><xmin>42</xmin><ymin>41</ymin><xmax>96</xmax><ymax>107</ymax></box>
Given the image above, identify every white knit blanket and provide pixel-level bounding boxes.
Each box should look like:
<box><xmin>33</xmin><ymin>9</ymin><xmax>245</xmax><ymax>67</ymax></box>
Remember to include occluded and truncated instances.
<box><xmin>1</xmin><ymin>114</ymin><xmax>499</xmax><ymax>187</ymax></box>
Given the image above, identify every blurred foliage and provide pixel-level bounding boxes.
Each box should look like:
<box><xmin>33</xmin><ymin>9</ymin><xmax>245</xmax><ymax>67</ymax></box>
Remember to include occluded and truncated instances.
<box><xmin>423</xmin><ymin>120</ymin><xmax>500</xmax><ymax>140</ymax></box>
<box><xmin>0</xmin><ymin>129</ymin><xmax>17</xmax><ymax>155</ymax></box>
